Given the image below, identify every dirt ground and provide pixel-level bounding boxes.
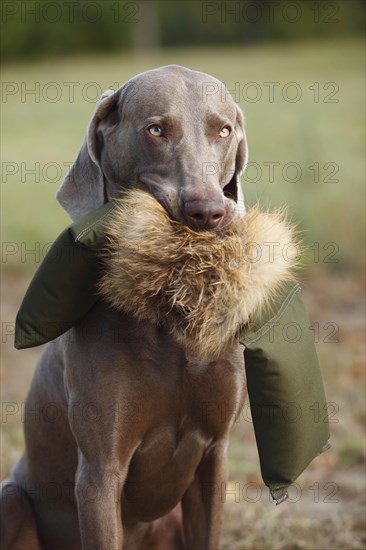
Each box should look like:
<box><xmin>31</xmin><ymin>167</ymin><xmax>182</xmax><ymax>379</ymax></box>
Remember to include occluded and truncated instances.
<box><xmin>1</xmin><ymin>270</ymin><xmax>365</xmax><ymax>549</ymax></box>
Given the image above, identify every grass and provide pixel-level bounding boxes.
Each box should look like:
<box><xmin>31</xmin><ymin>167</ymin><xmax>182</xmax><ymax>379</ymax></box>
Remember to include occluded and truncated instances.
<box><xmin>1</xmin><ymin>37</ymin><xmax>365</xmax><ymax>273</ymax></box>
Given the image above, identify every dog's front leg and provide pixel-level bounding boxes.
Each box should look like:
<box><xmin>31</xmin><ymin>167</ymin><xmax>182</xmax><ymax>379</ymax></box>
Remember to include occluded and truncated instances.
<box><xmin>68</xmin><ymin>390</ymin><xmax>135</xmax><ymax>550</ymax></box>
<box><xmin>182</xmin><ymin>443</ymin><xmax>227</xmax><ymax>550</ymax></box>
<box><xmin>74</xmin><ymin>451</ymin><xmax>125</xmax><ymax>550</ymax></box>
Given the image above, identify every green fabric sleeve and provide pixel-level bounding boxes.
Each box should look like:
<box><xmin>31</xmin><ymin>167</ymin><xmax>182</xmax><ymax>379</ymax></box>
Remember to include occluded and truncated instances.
<box><xmin>238</xmin><ymin>282</ymin><xmax>330</xmax><ymax>504</ymax></box>
<box><xmin>14</xmin><ymin>201</ymin><xmax>117</xmax><ymax>349</ymax></box>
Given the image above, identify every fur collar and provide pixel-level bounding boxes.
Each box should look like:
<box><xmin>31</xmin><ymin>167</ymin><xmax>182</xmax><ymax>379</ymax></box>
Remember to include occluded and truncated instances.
<box><xmin>98</xmin><ymin>190</ymin><xmax>297</xmax><ymax>359</ymax></box>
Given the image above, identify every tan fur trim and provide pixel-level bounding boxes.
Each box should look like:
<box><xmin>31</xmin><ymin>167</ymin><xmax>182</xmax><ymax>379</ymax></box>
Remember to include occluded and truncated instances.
<box><xmin>98</xmin><ymin>190</ymin><xmax>298</xmax><ymax>358</ymax></box>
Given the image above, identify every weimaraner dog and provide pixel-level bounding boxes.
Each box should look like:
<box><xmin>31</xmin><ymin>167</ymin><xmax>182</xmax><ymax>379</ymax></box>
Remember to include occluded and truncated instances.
<box><xmin>1</xmin><ymin>65</ymin><xmax>248</xmax><ymax>550</ymax></box>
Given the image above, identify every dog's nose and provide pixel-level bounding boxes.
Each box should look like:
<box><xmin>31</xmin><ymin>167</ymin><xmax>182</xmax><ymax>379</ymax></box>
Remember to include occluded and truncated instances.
<box><xmin>184</xmin><ymin>200</ymin><xmax>226</xmax><ymax>230</ymax></box>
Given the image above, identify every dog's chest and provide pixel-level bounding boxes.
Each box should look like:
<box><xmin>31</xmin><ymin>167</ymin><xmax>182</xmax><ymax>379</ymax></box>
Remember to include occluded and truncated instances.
<box><xmin>122</xmin><ymin>344</ymin><xmax>246</xmax><ymax>521</ymax></box>
<box><xmin>180</xmin><ymin>350</ymin><xmax>246</xmax><ymax>433</ymax></box>
<box><xmin>134</xmin><ymin>339</ymin><xmax>247</xmax><ymax>440</ymax></box>
<box><xmin>137</xmin><ymin>357</ymin><xmax>246</xmax><ymax>456</ymax></box>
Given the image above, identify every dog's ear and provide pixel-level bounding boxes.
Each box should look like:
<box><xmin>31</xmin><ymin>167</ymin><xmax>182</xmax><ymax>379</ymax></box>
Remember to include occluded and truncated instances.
<box><xmin>223</xmin><ymin>104</ymin><xmax>248</xmax><ymax>213</ymax></box>
<box><xmin>56</xmin><ymin>89</ymin><xmax>119</xmax><ymax>221</ymax></box>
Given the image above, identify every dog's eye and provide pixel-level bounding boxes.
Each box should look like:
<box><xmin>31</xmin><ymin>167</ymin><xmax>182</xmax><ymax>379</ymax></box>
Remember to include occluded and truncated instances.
<box><xmin>148</xmin><ymin>125</ymin><xmax>163</xmax><ymax>137</ymax></box>
<box><xmin>219</xmin><ymin>126</ymin><xmax>231</xmax><ymax>138</ymax></box>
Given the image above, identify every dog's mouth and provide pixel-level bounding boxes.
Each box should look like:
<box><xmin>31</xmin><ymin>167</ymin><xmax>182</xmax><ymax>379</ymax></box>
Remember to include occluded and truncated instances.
<box><xmin>134</xmin><ymin>179</ymin><xmax>238</xmax><ymax>232</ymax></box>
<box><xmin>155</xmin><ymin>196</ymin><xmax>238</xmax><ymax>233</ymax></box>
<box><xmin>212</xmin><ymin>198</ymin><xmax>239</xmax><ymax>231</ymax></box>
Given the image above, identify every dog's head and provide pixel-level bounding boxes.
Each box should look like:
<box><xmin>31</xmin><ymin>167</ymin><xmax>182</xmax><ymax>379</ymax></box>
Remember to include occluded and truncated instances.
<box><xmin>57</xmin><ymin>65</ymin><xmax>248</xmax><ymax>230</ymax></box>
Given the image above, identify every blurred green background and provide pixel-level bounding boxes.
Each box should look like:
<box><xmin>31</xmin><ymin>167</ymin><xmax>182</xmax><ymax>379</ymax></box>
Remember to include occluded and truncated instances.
<box><xmin>1</xmin><ymin>2</ymin><xmax>365</xmax><ymax>549</ymax></box>
<box><xmin>1</xmin><ymin>0</ymin><xmax>365</xmax><ymax>274</ymax></box>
